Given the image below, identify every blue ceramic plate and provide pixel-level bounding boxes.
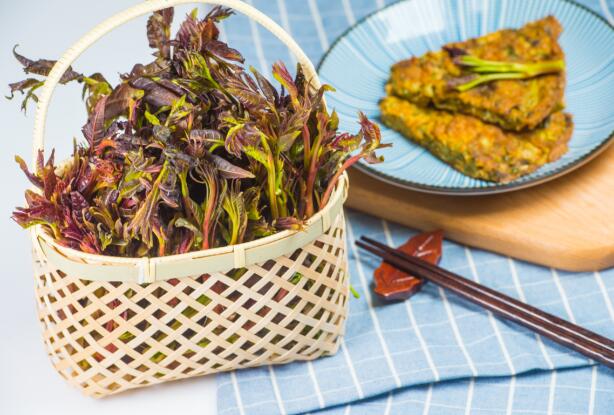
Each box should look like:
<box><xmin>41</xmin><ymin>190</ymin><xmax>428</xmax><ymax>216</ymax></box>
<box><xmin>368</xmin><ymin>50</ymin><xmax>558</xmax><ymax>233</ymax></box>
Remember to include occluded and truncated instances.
<box><xmin>317</xmin><ymin>0</ymin><xmax>614</xmax><ymax>195</ymax></box>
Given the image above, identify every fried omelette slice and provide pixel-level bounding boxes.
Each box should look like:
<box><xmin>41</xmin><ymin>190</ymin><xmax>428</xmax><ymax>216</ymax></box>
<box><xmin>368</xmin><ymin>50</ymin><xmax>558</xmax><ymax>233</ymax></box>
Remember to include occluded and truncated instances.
<box><xmin>387</xmin><ymin>16</ymin><xmax>565</xmax><ymax>131</ymax></box>
<box><xmin>380</xmin><ymin>96</ymin><xmax>573</xmax><ymax>183</ymax></box>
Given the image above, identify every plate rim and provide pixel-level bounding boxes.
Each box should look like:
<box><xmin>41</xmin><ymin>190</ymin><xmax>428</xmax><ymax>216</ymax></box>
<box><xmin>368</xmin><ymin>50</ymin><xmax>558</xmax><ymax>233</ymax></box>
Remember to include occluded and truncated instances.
<box><xmin>316</xmin><ymin>0</ymin><xmax>614</xmax><ymax>196</ymax></box>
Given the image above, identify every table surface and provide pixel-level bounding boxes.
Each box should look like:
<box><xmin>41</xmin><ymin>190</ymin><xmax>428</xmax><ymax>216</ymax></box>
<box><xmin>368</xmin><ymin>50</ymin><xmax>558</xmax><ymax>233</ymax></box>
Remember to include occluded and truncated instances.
<box><xmin>4</xmin><ymin>1</ymin><xmax>613</xmax><ymax>414</ymax></box>
<box><xmin>0</xmin><ymin>1</ymin><xmax>217</xmax><ymax>413</ymax></box>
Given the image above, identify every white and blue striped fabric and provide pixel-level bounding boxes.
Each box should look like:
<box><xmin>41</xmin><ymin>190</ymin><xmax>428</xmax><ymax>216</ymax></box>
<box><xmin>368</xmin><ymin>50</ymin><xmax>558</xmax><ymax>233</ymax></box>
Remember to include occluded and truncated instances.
<box><xmin>216</xmin><ymin>1</ymin><xmax>614</xmax><ymax>414</ymax></box>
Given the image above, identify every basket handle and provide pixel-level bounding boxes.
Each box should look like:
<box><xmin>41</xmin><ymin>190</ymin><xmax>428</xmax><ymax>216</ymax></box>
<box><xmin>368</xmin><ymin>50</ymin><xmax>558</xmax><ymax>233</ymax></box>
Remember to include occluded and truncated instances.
<box><xmin>31</xmin><ymin>0</ymin><xmax>321</xmax><ymax>164</ymax></box>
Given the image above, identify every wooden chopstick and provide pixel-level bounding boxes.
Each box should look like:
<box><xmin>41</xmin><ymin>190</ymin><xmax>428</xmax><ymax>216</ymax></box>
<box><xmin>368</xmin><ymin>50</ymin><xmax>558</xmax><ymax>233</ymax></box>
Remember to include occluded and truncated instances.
<box><xmin>361</xmin><ymin>236</ymin><xmax>614</xmax><ymax>351</ymax></box>
<box><xmin>356</xmin><ymin>238</ymin><xmax>614</xmax><ymax>368</ymax></box>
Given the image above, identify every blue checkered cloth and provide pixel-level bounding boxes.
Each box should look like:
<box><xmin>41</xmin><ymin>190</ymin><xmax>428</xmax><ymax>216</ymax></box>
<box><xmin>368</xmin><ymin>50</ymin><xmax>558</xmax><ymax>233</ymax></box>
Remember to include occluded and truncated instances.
<box><xmin>216</xmin><ymin>1</ymin><xmax>614</xmax><ymax>414</ymax></box>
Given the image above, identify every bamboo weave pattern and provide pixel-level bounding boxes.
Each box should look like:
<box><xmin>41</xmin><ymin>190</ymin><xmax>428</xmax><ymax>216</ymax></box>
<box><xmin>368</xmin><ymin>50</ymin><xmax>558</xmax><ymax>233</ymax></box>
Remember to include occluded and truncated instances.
<box><xmin>32</xmin><ymin>211</ymin><xmax>349</xmax><ymax>397</ymax></box>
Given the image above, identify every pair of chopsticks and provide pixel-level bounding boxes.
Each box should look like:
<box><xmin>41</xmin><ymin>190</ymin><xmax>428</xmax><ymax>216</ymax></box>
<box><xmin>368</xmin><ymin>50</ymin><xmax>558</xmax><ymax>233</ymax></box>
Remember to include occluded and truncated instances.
<box><xmin>356</xmin><ymin>236</ymin><xmax>614</xmax><ymax>368</ymax></box>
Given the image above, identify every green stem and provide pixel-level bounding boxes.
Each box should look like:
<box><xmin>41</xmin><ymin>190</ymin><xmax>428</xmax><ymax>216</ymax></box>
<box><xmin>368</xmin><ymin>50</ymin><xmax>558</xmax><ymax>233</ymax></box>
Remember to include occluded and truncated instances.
<box><xmin>454</xmin><ymin>55</ymin><xmax>565</xmax><ymax>92</ymax></box>
<box><xmin>456</xmin><ymin>72</ymin><xmax>528</xmax><ymax>92</ymax></box>
<box><xmin>304</xmin><ymin>133</ymin><xmax>323</xmax><ymax>218</ymax></box>
<box><xmin>267</xmin><ymin>164</ymin><xmax>279</xmax><ymax>219</ymax></box>
<box><xmin>302</xmin><ymin>124</ymin><xmax>311</xmax><ymax>171</ymax></box>
<box><xmin>202</xmin><ymin>174</ymin><xmax>217</xmax><ymax>250</ymax></box>
<box><xmin>260</xmin><ymin>137</ymin><xmax>280</xmax><ymax>219</ymax></box>
<box><xmin>458</xmin><ymin>55</ymin><xmax>565</xmax><ymax>76</ymax></box>
<box><xmin>229</xmin><ymin>213</ymin><xmax>239</xmax><ymax>245</ymax></box>
<box><xmin>274</xmin><ymin>147</ymin><xmax>288</xmax><ymax>217</ymax></box>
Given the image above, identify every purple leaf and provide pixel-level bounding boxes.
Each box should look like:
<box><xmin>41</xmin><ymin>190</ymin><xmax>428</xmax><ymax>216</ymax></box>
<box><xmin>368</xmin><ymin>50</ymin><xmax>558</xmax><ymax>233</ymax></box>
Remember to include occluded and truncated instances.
<box><xmin>130</xmin><ymin>77</ymin><xmax>179</xmax><ymax>108</ymax></box>
<box><xmin>251</xmin><ymin>67</ymin><xmax>279</xmax><ymax>104</ymax></box>
<box><xmin>272</xmin><ymin>61</ymin><xmax>298</xmax><ymax>107</ymax></box>
<box><xmin>204</xmin><ymin>40</ymin><xmax>244</xmax><ymax>63</ymax></box>
<box><xmin>82</xmin><ymin>96</ymin><xmax>108</xmax><ymax>149</ymax></box>
<box><xmin>13</xmin><ymin>45</ymin><xmax>81</xmax><ymax>84</ymax></box>
<box><xmin>6</xmin><ymin>78</ymin><xmax>41</xmax><ymax>98</ymax></box>
<box><xmin>209</xmin><ymin>154</ymin><xmax>254</xmax><ymax>179</ymax></box>
<box><xmin>14</xmin><ymin>155</ymin><xmax>42</xmax><ymax>188</ymax></box>
<box><xmin>104</xmin><ymin>83</ymin><xmax>143</xmax><ymax>121</ymax></box>
<box><xmin>147</xmin><ymin>8</ymin><xmax>174</xmax><ymax>59</ymax></box>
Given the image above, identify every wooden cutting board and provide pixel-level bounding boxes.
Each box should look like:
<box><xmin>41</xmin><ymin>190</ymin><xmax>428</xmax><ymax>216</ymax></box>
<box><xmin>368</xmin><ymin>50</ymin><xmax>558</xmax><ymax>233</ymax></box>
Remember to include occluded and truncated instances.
<box><xmin>346</xmin><ymin>145</ymin><xmax>614</xmax><ymax>271</ymax></box>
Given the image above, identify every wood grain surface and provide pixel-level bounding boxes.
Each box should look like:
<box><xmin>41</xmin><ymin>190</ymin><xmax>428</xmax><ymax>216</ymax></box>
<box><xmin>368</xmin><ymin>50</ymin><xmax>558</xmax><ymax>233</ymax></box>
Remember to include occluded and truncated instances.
<box><xmin>346</xmin><ymin>144</ymin><xmax>614</xmax><ymax>271</ymax></box>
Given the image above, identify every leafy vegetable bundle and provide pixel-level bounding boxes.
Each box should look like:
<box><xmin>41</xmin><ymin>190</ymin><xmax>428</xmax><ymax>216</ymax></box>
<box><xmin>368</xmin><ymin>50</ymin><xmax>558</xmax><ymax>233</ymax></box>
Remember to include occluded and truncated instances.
<box><xmin>10</xmin><ymin>7</ymin><xmax>387</xmax><ymax>257</ymax></box>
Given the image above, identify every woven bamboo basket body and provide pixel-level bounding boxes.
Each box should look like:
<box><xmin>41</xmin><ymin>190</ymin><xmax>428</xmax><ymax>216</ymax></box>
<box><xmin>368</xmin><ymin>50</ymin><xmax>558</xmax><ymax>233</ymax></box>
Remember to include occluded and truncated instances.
<box><xmin>29</xmin><ymin>0</ymin><xmax>350</xmax><ymax>398</ymax></box>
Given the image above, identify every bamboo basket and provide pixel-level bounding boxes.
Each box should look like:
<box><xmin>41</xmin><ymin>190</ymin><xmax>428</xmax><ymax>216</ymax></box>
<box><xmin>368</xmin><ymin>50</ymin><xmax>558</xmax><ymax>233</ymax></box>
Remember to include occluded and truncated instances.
<box><xmin>29</xmin><ymin>0</ymin><xmax>350</xmax><ymax>398</ymax></box>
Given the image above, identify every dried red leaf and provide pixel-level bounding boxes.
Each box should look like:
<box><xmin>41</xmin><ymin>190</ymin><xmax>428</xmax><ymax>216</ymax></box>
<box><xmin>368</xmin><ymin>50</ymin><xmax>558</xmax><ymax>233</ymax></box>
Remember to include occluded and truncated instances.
<box><xmin>373</xmin><ymin>230</ymin><xmax>443</xmax><ymax>301</ymax></box>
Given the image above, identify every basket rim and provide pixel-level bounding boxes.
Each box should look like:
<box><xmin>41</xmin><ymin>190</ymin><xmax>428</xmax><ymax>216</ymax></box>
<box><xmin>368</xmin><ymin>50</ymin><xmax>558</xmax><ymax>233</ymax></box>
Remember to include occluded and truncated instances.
<box><xmin>32</xmin><ymin>172</ymin><xmax>349</xmax><ymax>283</ymax></box>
